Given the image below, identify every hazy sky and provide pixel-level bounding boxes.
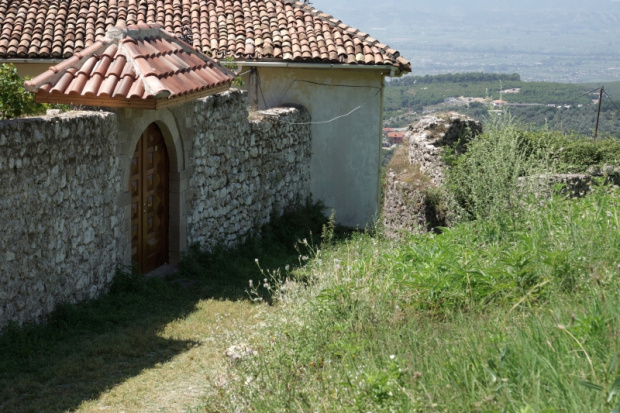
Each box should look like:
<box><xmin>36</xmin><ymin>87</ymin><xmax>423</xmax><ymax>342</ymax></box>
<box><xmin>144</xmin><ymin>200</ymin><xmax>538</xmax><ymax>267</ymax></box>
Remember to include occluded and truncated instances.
<box><xmin>308</xmin><ymin>0</ymin><xmax>620</xmax><ymax>33</ymax></box>
<box><xmin>305</xmin><ymin>0</ymin><xmax>620</xmax><ymax>82</ymax></box>
<box><xmin>309</xmin><ymin>0</ymin><xmax>618</xmax><ymax>14</ymax></box>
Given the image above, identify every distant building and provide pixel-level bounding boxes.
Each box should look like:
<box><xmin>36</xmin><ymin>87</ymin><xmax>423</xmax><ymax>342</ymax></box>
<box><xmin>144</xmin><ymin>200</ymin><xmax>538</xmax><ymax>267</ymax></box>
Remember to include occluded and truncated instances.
<box><xmin>387</xmin><ymin>132</ymin><xmax>405</xmax><ymax>144</ymax></box>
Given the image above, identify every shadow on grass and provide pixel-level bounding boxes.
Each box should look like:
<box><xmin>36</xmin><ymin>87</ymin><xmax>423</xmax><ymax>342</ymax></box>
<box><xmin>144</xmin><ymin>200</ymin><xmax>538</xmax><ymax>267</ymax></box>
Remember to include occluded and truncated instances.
<box><xmin>0</xmin><ymin>201</ymin><xmax>333</xmax><ymax>413</ymax></box>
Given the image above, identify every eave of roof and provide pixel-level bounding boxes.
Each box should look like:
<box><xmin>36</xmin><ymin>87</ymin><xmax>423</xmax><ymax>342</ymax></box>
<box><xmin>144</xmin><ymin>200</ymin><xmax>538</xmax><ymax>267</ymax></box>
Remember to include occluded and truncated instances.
<box><xmin>32</xmin><ymin>83</ymin><xmax>232</xmax><ymax>109</ymax></box>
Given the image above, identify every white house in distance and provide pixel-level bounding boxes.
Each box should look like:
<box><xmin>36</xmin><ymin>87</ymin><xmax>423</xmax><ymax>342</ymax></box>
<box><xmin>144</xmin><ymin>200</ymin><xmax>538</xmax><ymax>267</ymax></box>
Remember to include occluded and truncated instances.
<box><xmin>0</xmin><ymin>0</ymin><xmax>411</xmax><ymax>227</ymax></box>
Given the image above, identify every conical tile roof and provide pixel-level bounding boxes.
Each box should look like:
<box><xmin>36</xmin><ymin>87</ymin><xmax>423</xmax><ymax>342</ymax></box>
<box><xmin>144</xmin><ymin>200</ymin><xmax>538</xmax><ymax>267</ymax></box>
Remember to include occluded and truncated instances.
<box><xmin>25</xmin><ymin>24</ymin><xmax>236</xmax><ymax>109</ymax></box>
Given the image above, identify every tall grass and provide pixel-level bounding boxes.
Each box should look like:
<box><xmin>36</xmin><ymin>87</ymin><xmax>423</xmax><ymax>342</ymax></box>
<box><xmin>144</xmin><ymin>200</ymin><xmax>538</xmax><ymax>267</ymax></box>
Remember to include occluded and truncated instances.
<box><xmin>446</xmin><ymin>115</ymin><xmax>555</xmax><ymax>224</ymax></box>
<box><xmin>201</xmin><ymin>118</ymin><xmax>620</xmax><ymax>412</ymax></box>
<box><xmin>202</xmin><ymin>184</ymin><xmax>620</xmax><ymax>412</ymax></box>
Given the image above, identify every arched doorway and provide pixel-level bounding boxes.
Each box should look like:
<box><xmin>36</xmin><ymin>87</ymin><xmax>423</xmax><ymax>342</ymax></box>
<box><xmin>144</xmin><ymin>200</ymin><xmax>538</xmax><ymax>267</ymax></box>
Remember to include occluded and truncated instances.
<box><xmin>130</xmin><ymin>123</ymin><xmax>170</xmax><ymax>273</ymax></box>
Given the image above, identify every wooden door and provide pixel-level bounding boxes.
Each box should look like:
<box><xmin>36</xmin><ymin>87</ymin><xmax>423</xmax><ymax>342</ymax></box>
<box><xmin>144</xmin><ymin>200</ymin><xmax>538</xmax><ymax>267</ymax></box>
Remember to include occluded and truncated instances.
<box><xmin>130</xmin><ymin>123</ymin><xmax>169</xmax><ymax>273</ymax></box>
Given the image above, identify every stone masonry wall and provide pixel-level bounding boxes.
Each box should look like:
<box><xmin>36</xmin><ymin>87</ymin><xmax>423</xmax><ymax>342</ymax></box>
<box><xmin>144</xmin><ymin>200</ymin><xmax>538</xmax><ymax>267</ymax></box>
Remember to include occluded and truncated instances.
<box><xmin>0</xmin><ymin>91</ymin><xmax>311</xmax><ymax>331</ymax></box>
<box><xmin>407</xmin><ymin>114</ymin><xmax>482</xmax><ymax>187</ymax></box>
<box><xmin>186</xmin><ymin>92</ymin><xmax>311</xmax><ymax>246</ymax></box>
<box><xmin>0</xmin><ymin>111</ymin><xmax>122</xmax><ymax>330</ymax></box>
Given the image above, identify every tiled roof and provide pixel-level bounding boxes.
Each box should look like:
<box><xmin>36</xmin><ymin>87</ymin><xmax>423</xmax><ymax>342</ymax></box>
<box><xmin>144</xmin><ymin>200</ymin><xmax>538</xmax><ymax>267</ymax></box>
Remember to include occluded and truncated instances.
<box><xmin>0</xmin><ymin>0</ymin><xmax>410</xmax><ymax>72</ymax></box>
<box><xmin>24</xmin><ymin>24</ymin><xmax>235</xmax><ymax>109</ymax></box>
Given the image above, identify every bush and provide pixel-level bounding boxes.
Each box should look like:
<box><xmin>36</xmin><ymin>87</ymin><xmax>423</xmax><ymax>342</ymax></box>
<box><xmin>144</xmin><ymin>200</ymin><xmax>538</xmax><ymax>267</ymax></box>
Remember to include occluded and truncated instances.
<box><xmin>447</xmin><ymin>115</ymin><xmax>553</xmax><ymax>222</ymax></box>
<box><xmin>0</xmin><ymin>63</ymin><xmax>45</xmax><ymax>119</ymax></box>
<box><xmin>521</xmin><ymin>130</ymin><xmax>620</xmax><ymax>173</ymax></box>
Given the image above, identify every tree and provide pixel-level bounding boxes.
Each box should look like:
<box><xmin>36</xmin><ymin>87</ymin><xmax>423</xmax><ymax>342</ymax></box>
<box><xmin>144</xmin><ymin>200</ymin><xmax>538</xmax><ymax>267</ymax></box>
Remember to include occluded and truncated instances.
<box><xmin>0</xmin><ymin>64</ymin><xmax>44</xmax><ymax>119</ymax></box>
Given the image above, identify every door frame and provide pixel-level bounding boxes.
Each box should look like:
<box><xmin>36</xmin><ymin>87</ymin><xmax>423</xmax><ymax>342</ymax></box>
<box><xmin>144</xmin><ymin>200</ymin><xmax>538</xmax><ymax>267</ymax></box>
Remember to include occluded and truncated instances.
<box><xmin>118</xmin><ymin>109</ymin><xmax>187</xmax><ymax>269</ymax></box>
<box><xmin>131</xmin><ymin>123</ymin><xmax>170</xmax><ymax>273</ymax></box>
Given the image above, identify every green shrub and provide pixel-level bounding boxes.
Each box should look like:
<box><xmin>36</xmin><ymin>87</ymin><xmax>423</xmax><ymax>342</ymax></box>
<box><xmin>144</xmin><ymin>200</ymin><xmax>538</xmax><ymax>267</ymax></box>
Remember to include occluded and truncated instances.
<box><xmin>447</xmin><ymin>118</ymin><xmax>620</xmax><ymax>224</ymax></box>
<box><xmin>447</xmin><ymin>115</ymin><xmax>553</xmax><ymax>223</ymax></box>
<box><xmin>0</xmin><ymin>63</ymin><xmax>45</xmax><ymax>119</ymax></box>
<box><xmin>521</xmin><ymin>130</ymin><xmax>620</xmax><ymax>173</ymax></box>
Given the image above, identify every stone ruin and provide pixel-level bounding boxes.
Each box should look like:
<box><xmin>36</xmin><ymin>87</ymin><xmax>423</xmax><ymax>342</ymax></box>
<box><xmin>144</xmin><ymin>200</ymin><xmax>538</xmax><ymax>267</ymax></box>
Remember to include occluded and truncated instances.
<box><xmin>383</xmin><ymin>113</ymin><xmax>482</xmax><ymax>239</ymax></box>
<box><xmin>383</xmin><ymin>113</ymin><xmax>620</xmax><ymax>239</ymax></box>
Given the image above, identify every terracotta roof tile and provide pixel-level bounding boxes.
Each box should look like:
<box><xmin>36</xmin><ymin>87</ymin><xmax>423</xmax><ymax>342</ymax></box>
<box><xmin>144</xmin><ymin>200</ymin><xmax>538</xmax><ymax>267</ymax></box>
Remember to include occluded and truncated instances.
<box><xmin>0</xmin><ymin>0</ymin><xmax>409</xmax><ymax>72</ymax></box>
<box><xmin>24</xmin><ymin>24</ymin><xmax>235</xmax><ymax>108</ymax></box>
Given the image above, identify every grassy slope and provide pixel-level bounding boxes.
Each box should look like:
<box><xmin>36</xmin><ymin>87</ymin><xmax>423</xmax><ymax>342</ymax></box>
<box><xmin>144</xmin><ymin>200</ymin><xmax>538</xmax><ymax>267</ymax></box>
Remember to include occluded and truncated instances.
<box><xmin>203</xmin><ymin>185</ymin><xmax>620</xmax><ymax>412</ymax></box>
<box><xmin>202</xmin><ymin>123</ymin><xmax>620</xmax><ymax>412</ymax></box>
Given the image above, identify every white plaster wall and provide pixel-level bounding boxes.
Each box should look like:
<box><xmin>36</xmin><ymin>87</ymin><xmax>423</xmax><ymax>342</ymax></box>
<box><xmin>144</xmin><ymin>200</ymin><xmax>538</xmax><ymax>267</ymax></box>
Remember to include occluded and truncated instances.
<box><xmin>240</xmin><ymin>67</ymin><xmax>386</xmax><ymax>228</ymax></box>
<box><xmin>11</xmin><ymin>62</ymin><xmax>59</xmax><ymax>79</ymax></box>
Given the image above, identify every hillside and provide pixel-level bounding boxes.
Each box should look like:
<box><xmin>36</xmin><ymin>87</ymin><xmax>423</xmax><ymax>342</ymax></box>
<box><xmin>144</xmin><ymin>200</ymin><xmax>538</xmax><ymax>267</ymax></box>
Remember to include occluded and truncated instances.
<box><xmin>384</xmin><ymin>73</ymin><xmax>620</xmax><ymax>137</ymax></box>
<box><xmin>199</xmin><ymin>118</ymin><xmax>620</xmax><ymax>411</ymax></box>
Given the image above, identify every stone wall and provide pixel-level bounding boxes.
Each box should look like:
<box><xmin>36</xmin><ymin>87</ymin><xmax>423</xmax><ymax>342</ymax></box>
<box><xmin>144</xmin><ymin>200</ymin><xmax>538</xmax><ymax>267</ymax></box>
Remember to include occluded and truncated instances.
<box><xmin>519</xmin><ymin>169</ymin><xmax>620</xmax><ymax>198</ymax></box>
<box><xmin>0</xmin><ymin>91</ymin><xmax>311</xmax><ymax>331</ymax></box>
<box><xmin>0</xmin><ymin>111</ymin><xmax>122</xmax><ymax>329</ymax></box>
<box><xmin>186</xmin><ymin>93</ymin><xmax>311</xmax><ymax>246</ymax></box>
<box><xmin>408</xmin><ymin>114</ymin><xmax>482</xmax><ymax>186</ymax></box>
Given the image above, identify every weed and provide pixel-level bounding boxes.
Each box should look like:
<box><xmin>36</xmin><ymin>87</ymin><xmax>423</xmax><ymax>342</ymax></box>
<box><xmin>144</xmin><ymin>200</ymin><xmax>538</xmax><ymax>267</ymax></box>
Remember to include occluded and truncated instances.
<box><xmin>223</xmin><ymin>56</ymin><xmax>244</xmax><ymax>88</ymax></box>
<box><xmin>447</xmin><ymin>114</ymin><xmax>555</xmax><ymax>224</ymax></box>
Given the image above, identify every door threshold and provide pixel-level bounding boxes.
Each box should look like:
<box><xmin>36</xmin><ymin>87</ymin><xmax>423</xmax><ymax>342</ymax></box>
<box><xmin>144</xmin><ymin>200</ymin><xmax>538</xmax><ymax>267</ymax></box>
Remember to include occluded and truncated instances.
<box><xmin>145</xmin><ymin>264</ymin><xmax>178</xmax><ymax>278</ymax></box>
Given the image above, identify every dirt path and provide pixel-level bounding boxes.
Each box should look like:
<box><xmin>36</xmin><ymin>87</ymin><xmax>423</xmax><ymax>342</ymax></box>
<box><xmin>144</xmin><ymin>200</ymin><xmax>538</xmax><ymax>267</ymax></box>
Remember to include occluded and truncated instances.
<box><xmin>74</xmin><ymin>299</ymin><xmax>269</xmax><ymax>412</ymax></box>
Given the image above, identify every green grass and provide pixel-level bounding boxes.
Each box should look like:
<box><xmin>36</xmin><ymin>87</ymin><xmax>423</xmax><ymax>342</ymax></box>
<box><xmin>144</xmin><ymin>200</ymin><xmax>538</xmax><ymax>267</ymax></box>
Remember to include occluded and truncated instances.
<box><xmin>0</xmin><ymin>200</ymin><xmax>328</xmax><ymax>412</ymax></box>
<box><xmin>201</xmin><ymin>118</ymin><xmax>620</xmax><ymax>412</ymax></box>
<box><xmin>2</xmin><ymin>121</ymin><xmax>619</xmax><ymax>412</ymax></box>
<box><xmin>202</xmin><ymin>184</ymin><xmax>620</xmax><ymax>412</ymax></box>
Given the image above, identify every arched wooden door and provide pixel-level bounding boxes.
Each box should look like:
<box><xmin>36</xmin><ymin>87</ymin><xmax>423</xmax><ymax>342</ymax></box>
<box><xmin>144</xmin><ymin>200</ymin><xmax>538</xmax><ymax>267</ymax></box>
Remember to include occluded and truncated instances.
<box><xmin>130</xmin><ymin>123</ymin><xmax>169</xmax><ymax>273</ymax></box>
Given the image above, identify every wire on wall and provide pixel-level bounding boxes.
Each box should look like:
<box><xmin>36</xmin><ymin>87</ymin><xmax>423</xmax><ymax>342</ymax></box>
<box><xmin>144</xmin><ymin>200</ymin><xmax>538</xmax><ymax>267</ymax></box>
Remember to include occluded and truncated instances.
<box><xmin>279</xmin><ymin>90</ymin><xmax>382</xmax><ymax>125</ymax></box>
<box><xmin>252</xmin><ymin>69</ymin><xmax>384</xmax><ymax>125</ymax></box>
